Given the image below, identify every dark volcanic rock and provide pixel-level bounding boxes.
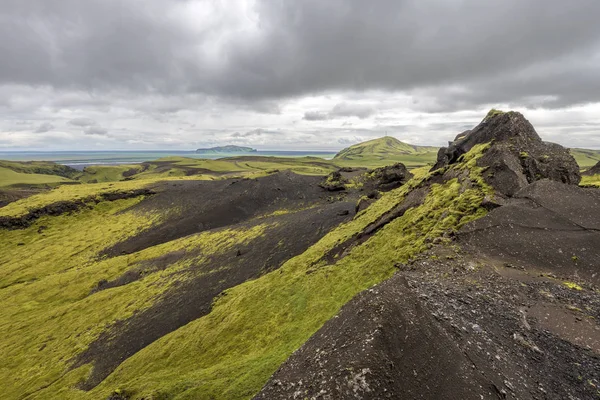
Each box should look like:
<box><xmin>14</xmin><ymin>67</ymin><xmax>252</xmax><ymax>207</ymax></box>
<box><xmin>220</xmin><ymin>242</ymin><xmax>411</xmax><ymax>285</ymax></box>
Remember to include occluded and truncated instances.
<box><xmin>255</xmin><ymin>275</ymin><xmax>499</xmax><ymax>400</ymax></box>
<box><xmin>459</xmin><ymin>179</ymin><xmax>600</xmax><ymax>285</ymax></box>
<box><xmin>433</xmin><ymin>111</ymin><xmax>581</xmax><ymax>196</ymax></box>
<box><xmin>319</xmin><ymin>171</ymin><xmax>348</xmax><ymax>191</ymax></box>
<box><xmin>364</xmin><ymin>163</ymin><xmax>413</xmax><ymax>192</ymax></box>
<box><xmin>583</xmin><ymin>160</ymin><xmax>600</xmax><ymax>176</ymax></box>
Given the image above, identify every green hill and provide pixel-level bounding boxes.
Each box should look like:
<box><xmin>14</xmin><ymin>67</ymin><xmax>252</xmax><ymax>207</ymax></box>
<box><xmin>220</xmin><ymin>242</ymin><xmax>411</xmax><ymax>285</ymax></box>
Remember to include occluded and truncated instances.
<box><xmin>333</xmin><ymin>136</ymin><xmax>439</xmax><ymax>167</ymax></box>
<box><xmin>569</xmin><ymin>148</ymin><xmax>600</xmax><ymax>169</ymax></box>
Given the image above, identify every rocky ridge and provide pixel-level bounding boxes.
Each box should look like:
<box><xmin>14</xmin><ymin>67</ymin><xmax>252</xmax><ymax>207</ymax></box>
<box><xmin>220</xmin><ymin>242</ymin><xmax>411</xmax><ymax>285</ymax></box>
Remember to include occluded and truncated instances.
<box><xmin>255</xmin><ymin>111</ymin><xmax>599</xmax><ymax>400</ymax></box>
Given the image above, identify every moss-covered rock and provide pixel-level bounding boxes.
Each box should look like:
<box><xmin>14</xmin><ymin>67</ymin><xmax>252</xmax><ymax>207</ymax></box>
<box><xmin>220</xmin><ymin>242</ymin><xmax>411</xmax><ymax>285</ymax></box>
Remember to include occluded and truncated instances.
<box><xmin>433</xmin><ymin>111</ymin><xmax>581</xmax><ymax>197</ymax></box>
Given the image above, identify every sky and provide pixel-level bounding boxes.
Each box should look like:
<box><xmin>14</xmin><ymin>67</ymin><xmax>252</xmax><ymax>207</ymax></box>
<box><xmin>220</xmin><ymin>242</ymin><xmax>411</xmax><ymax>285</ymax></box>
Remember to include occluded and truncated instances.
<box><xmin>2</xmin><ymin>0</ymin><xmax>600</xmax><ymax>151</ymax></box>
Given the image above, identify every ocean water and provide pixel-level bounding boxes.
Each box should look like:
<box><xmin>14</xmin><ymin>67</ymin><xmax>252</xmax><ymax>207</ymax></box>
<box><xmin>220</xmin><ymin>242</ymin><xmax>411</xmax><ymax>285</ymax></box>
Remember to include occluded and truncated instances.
<box><xmin>0</xmin><ymin>150</ymin><xmax>337</xmax><ymax>170</ymax></box>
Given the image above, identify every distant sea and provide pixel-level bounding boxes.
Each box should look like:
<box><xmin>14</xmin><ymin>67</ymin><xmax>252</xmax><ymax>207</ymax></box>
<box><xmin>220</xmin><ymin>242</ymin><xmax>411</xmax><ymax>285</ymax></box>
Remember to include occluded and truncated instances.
<box><xmin>0</xmin><ymin>151</ymin><xmax>337</xmax><ymax>170</ymax></box>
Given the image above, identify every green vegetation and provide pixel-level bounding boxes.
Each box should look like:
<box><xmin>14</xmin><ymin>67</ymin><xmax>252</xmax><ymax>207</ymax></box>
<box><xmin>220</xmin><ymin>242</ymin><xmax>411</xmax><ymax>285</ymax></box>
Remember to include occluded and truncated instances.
<box><xmin>563</xmin><ymin>281</ymin><xmax>583</xmax><ymax>291</ymax></box>
<box><xmin>0</xmin><ymin>193</ymin><xmax>269</xmax><ymax>399</ymax></box>
<box><xmin>78</xmin><ymin>165</ymin><xmax>146</xmax><ymax>183</ymax></box>
<box><xmin>580</xmin><ymin>174</ymin><xmax>600</xmax><ymax>187</ymax></box>
<box><xmin>12</xmin><ymin>135</ymin><xmax>595</xmax><ymax>398</ymax></box>
<box><xmin>0</xmin><ymin>160</ymin><xmax>80</xmax><ymax>179</ymax></box>
<box><xmin>570</xmin><ymin>148</ymin><xmax>600</xmax><ymax>169</ymax></box>
<box><xmin>0</xmin><ymin>166</ymin><xmax>74</xmax><ymax>188</ymax></box>
<box><xmin>482</xmin><ymin>108</ymin><xmax>505</xmax><ymax>122</ymax></box>
<box><xmin>333</xmin><ymin>136</ymin><xmax>438</xmax><ymax>168</ymax></box>
<box><xmin>0</xmin><ymin>141</ymin><xmax>493</xmax><ymax>399</ymax></box>
<box><xmin>0</xmin><ymin>178</ymin><xmax>162</xmax><ymax>218</ymax></box>
<box><xmin>81</xmin><ymin>144</ymin><xmax>491</xmax><ymax>400</ymax></box>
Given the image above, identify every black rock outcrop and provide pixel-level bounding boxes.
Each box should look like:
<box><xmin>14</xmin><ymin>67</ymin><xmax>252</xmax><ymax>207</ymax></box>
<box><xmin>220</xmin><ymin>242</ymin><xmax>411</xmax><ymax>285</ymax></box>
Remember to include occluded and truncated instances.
<box><xmin>433</xmin><ymin>110</ymin><xmax>581</xmax><ymax>196</ymax></box>
<box><xmin>364</xmin><ymin>162</ymin><xmax>413</xmax><ymax>192</ymax></box>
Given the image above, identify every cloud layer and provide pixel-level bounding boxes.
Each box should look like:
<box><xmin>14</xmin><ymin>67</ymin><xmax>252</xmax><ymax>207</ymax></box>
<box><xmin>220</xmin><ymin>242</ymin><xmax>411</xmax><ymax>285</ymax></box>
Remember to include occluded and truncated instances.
<box><xmin>1</xmin><ymin>0</ymin><xmax>600</xmax><ymax>150</ymax></box>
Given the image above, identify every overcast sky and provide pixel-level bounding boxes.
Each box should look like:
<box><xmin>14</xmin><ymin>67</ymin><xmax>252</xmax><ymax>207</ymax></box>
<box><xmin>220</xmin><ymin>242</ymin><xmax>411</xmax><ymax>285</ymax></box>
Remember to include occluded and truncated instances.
<box><xmin>2</xmin><ymin>0</ymin><xmax>600</xmax><ymax>151</ymax></box>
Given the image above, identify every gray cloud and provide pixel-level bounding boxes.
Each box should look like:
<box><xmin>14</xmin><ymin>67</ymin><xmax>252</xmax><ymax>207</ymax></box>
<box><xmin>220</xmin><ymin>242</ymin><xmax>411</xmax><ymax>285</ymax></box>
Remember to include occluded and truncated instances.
<box><xmin>1</xmin><ymin>1</ymin><xmax>600</xmax><ymax>150</ymax></box>
<box><xmin>330</xmin><ymin>103</ymin><xmax>375</xmax><ymax>119</ymax></box>
<box><xmin>34</xmin><ymin>122</ymin><xmax>55</xmax><ymax>133</ymax></box>
<box><xmin>304</xmin><ymin>102</ymin><xmax>376</xmax><ymax>121</ymax></box>
<box><xmin>83</xmin><ymin>126</ymin><xmax>107</xmax><ymax>135</ymax></box>
<box><xmin>304</xmin><ymin>111</ymin><xmax>330</xmax><ymax>121</ymax></box>
<box><xmin>69</xmin><ymin>118</ymin><xmax>97</xmax><ymax>127</ymax></box>
<box><xmin>0</xmin><ymin>0</ymin><xmax>598</xmax><ymax>108</ymax></box>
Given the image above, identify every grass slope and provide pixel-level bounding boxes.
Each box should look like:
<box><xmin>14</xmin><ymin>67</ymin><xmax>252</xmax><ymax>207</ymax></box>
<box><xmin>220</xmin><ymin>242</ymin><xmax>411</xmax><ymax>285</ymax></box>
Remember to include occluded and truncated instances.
<box><xmin>0</xmin><ymin>166</ymin><xmax>74</xmax><ymax>188</ymax></box>
<box><xmin>570</xmin><ymin>148</ymin><xmax>600</xmax><ymax>169</ymax></box>
<box><xmin>0</xmin><ymin>142</ymin><xmax>491</xmax><ymax>399</ymax></box>
<box><xmin>0</xmin><ymin>194</ymin><xmax>269</xmax><ymax>399</ymax></box>
<box><xmin>76</xmin><ymin>156</ymin><xmax>339</xmax><ymax>184</ymax></box>
<box><xmin>581</xmin><ymin>174</ymin><xmax>600</xmax><ymax>187</ymax></box>
<box><xmin>333</xmin><ymin>136</ymin><xmax>439</xmax><ymax>168</ymax></box>
<box><xmin>0</xmin><ymin>160</ymin><xmax>79</xmax><ymax>179</ymax></box>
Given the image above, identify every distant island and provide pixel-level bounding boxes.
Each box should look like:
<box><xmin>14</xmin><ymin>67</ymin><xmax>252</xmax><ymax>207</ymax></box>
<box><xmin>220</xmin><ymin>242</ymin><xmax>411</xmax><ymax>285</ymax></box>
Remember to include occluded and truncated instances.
<box><xmin>195</xmin><ymin>145</ymin><xmax>257</xmax><ymax>154</ymax></box>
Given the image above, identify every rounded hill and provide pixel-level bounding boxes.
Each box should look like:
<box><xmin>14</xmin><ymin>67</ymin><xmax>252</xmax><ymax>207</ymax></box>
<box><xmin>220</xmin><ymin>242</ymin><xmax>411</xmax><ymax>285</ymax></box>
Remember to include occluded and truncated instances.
<box><xmin>334</xmin><ymin>136</ymin><xmax>436</xmax><ymax>161</ymax></box>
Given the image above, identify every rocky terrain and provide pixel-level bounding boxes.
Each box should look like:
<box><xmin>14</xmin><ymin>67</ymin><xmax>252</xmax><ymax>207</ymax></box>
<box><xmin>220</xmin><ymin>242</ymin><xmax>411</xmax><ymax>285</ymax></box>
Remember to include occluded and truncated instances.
<box><xmin>1</xmin><ymin>110</ymin><xmax>598</xmax><ymax>400</ymax></box>
<box><xmin>256</xmin><ymin>111</ymin><xmax>600</xmax><ymax>400</ymax></box>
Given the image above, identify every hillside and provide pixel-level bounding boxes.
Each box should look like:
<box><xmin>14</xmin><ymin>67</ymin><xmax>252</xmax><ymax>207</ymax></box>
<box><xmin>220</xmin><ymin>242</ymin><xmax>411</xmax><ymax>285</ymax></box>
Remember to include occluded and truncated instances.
<box><xmin>570</xmin><ymin>148</ymin><xmax>600</xmax><ymax>169</ymax></box>
<box><xmin>196</xmin><ymin>145</ymin><xmax>257</xmax><ymax>154</ymax></box>
<box><xmin>0</xmin><ymin>161</ymin><xmax>80</xmax><ymax>207</ymax></box>
<box><xmin>0</xmin><ymin>111</ymin><xmax>599</xmax><ymax>399</ymax></box>
<box><xmin>333</xmin><ymin>136</ymin><xmax>439</xmax><ymax>167</ymax></box>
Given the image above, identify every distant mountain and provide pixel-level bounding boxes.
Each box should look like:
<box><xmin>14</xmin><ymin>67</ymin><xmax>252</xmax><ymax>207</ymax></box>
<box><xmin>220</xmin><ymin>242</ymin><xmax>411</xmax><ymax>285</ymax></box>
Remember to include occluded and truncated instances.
<box><xmin>195</xmin><ymin>145</ymin><xmax>257</xmax><ymax>154</ymax></box>
<box><xmin>333</xmin><ymin>136</ymin><xmax>437</xmax><ymax>161</ymax></box>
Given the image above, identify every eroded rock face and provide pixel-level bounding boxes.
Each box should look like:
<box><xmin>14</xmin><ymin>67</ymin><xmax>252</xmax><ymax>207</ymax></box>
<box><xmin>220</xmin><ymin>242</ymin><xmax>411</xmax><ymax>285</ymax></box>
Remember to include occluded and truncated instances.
<box><xmin>433</xmin><ymin>111</ymin><xmax>581</xmax><ymax>196</ymax></box>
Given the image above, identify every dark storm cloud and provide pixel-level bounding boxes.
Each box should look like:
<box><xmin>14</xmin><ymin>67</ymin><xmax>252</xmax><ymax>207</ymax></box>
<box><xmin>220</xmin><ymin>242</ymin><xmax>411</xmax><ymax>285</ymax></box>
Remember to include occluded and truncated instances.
<box><xmin>1</xmin><ymin>0</ymin><xmax>600</xmax><ymax>110</ymax></box>
<box><xmin>215</xmin><ymin>0</ymin><xmax>600</xmax><ymax>107</ymax></box>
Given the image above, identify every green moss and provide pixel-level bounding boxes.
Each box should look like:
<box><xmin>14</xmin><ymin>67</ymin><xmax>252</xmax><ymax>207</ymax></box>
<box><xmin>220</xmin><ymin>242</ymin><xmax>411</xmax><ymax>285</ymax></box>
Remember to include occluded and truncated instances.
<box><xmin>564</xmin><ymin>281</ymin><xmax>583</xmax><ymax>291</ymax></box>
<box><xmin>0</xmin><ymin>178</ymin><xmax>164</xmax><ymax>218</ymax></box>
<box><xmin>0</xmin><ymin>166</ymin><xmax>75</xmax><ymax>188</ymax></box>
<box><xmin>580</xmin><ymin>174</ymin><xmax>600</xmax><ymax>188</ymax></box>
<box><xmin>0</xmin><ymin>194</ymin><xmax>269</xmax><ymax>399</ymax></box>
<box><xmin>333</xmin><ymin>137</ymin><xmax>439</xmax><ymax>169</ymax></box>
<box><xmin>483</xmin><ymin>108</ymin><xmax>505</xmax><ymax>122</ymax></box>
<box><xmin>85</xmin><ymin>145</ymin><xmax>491</xmax><ymax>399</ymax></box>
<box><xmin>2</xmin><ymin>142</ymin><xmax>493</xmax><ymax>399</ymax></box>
